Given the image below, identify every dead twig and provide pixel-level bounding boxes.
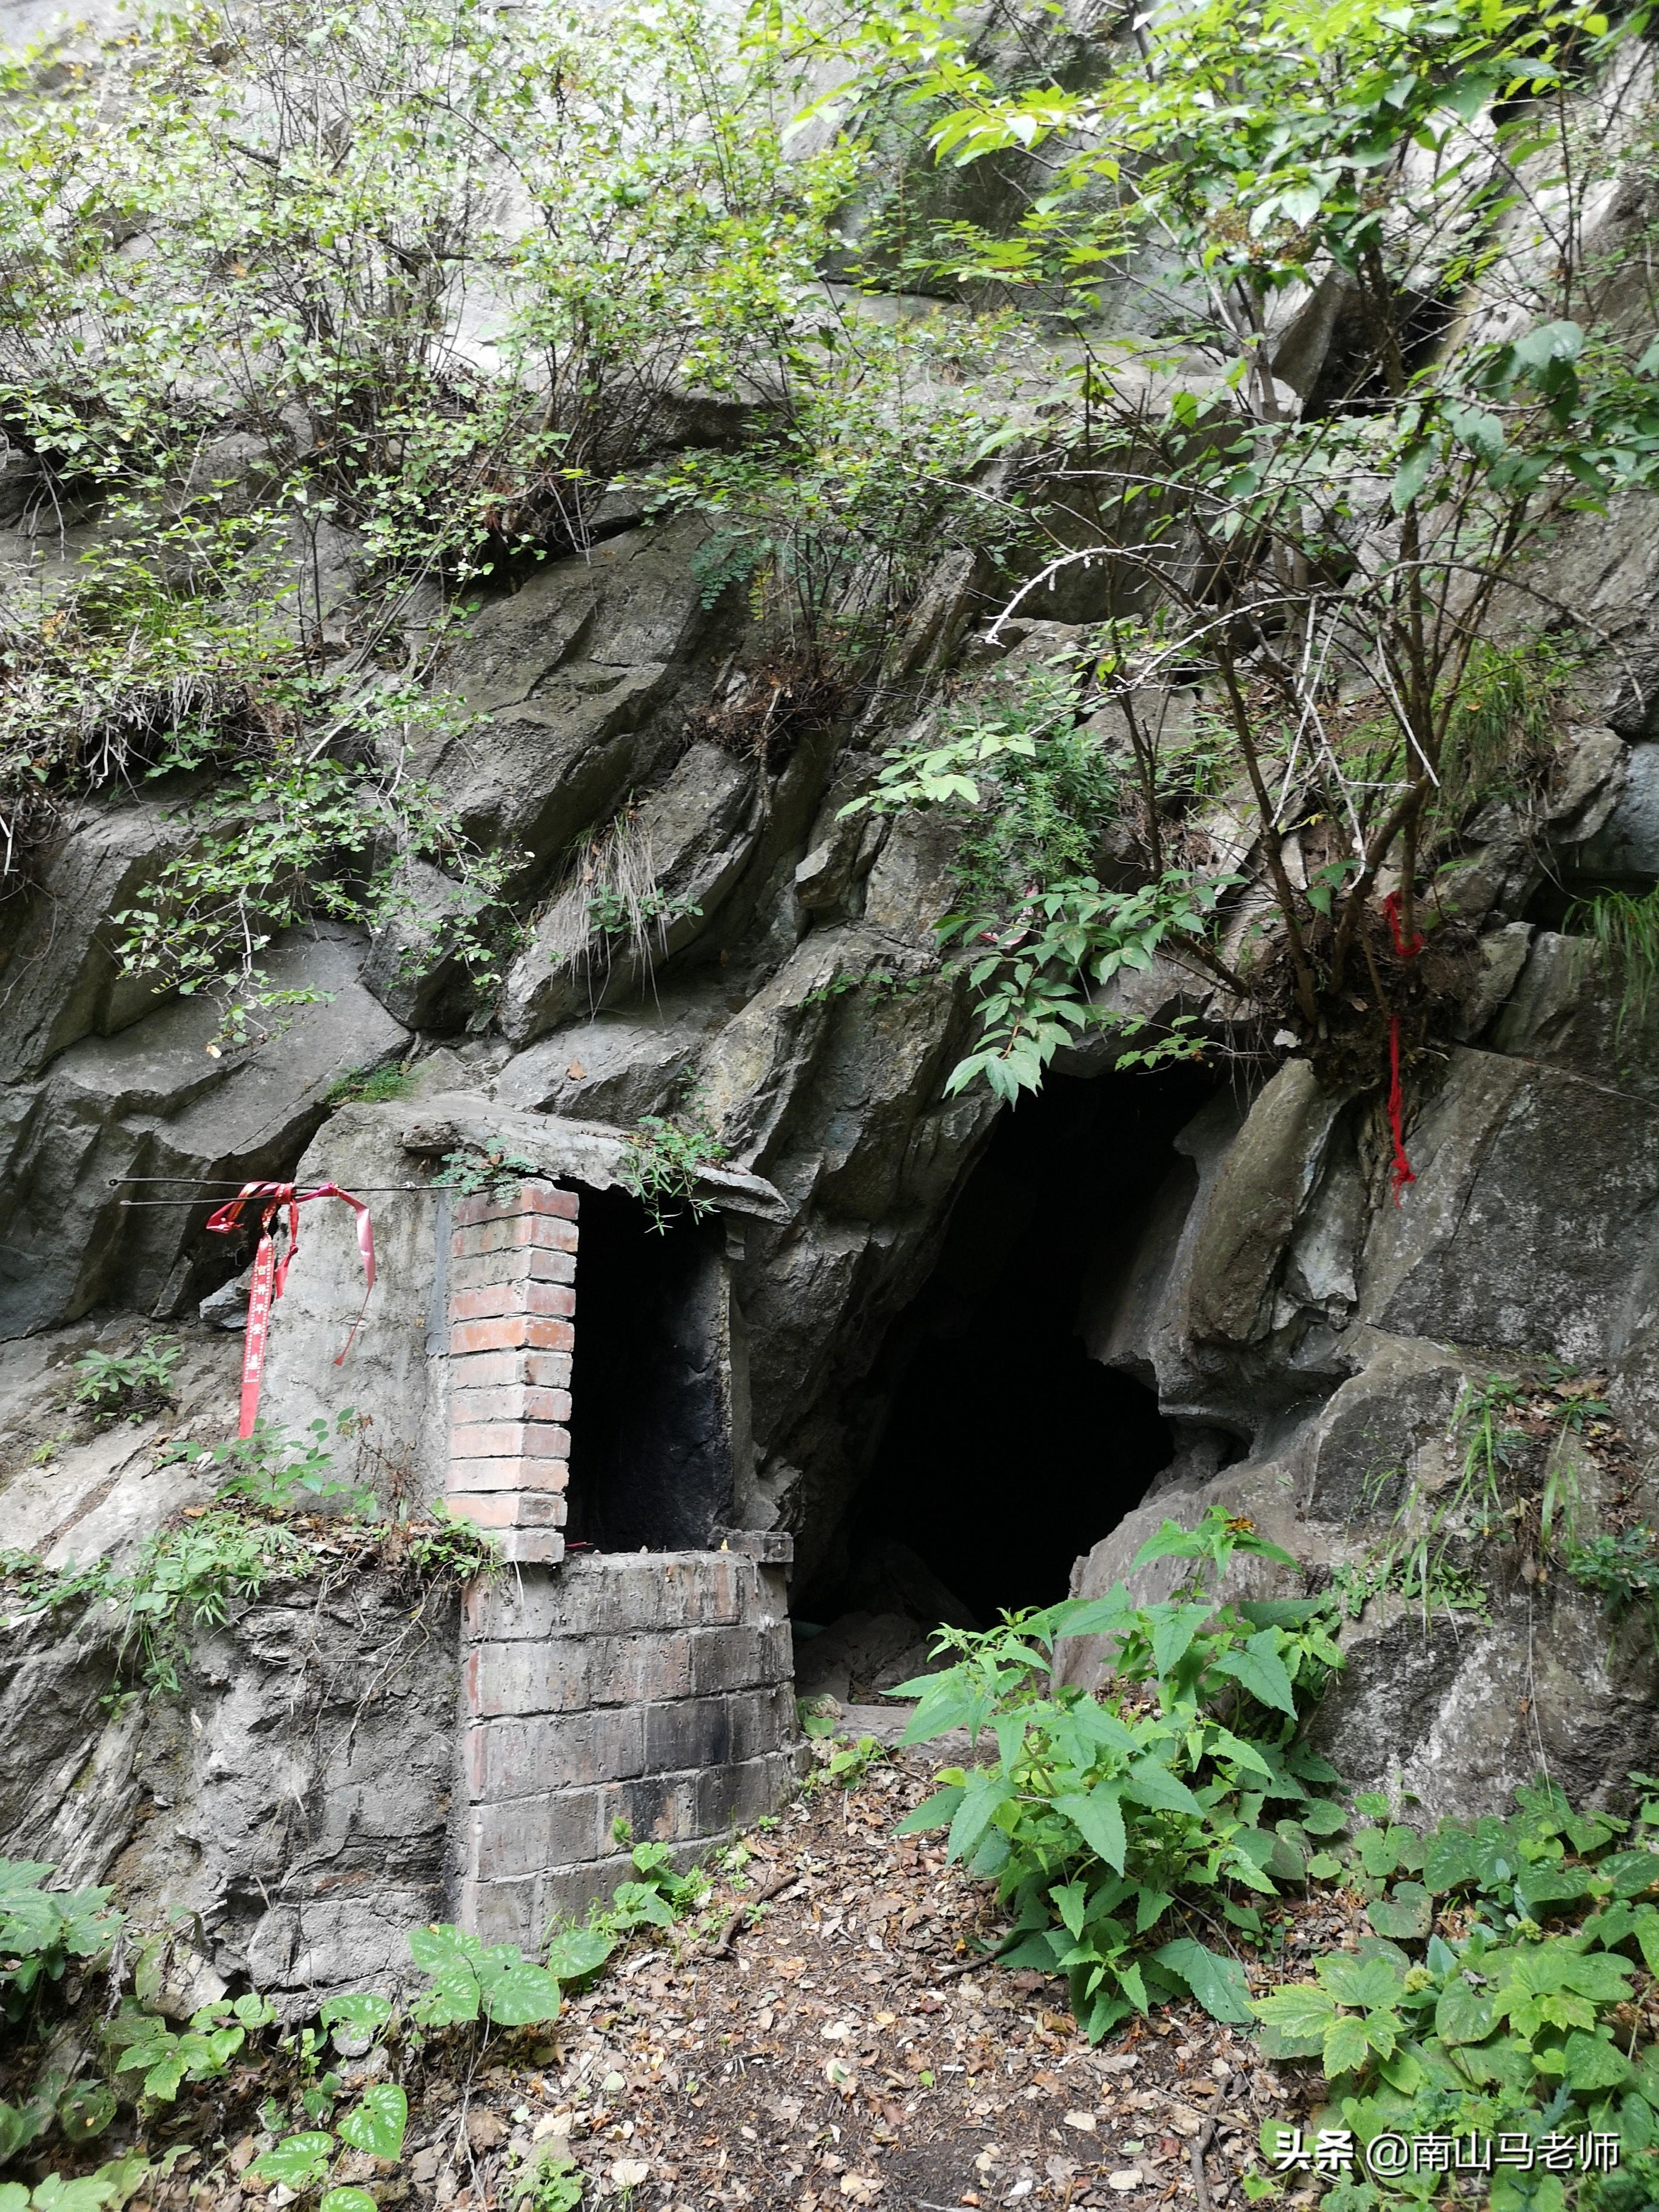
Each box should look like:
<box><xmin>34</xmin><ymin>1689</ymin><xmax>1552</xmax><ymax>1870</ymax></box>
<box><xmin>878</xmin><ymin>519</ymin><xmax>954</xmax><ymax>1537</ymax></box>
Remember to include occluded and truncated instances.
<box><xmin>708</xmin><ymin>1868</ymin><xmax>794</xmax><ymax>1958</ymax></box>
<box><xmin>1191</xmin><ymin>2114</ymin><xmax>1218</xmax><ymax>2212</ymax></box>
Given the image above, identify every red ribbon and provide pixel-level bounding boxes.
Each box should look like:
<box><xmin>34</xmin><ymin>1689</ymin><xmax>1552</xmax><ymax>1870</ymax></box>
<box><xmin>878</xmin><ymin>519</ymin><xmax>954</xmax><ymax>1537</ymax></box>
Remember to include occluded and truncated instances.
<box><xmin>206</xmin><ymin>1182</ymin><xmax>376</xmax><ymax>1436</ymax></box>
<box><xmin>1380</xmin><ymin>893</ymin><xmax>1424</xmax><ymax>1206</ymax></box>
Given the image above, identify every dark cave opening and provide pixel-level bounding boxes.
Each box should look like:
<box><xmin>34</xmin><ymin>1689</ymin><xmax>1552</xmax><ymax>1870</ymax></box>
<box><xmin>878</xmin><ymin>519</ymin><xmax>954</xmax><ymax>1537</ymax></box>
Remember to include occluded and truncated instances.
<box><xmin>795</xmin><ymin>1065</ymin><xmax>1216</xmax><ymax>1698</ymax></box>
<box><xmin>563</xmin><ymin>1185</ymin><xmax>734</xmax><ymax>1552</ymax></box>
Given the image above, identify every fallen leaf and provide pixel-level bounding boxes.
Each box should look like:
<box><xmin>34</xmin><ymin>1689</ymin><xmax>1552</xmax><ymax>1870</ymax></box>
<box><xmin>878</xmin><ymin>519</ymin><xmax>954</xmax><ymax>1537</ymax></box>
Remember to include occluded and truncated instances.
<box><xmin>1168</xmin><ymin>2106</ymin><xmax>1203</xmax><ymax>2137</ymax></box>
<box><xmin>1107</xmin><ymin>2171</ymin><xmax>1143</xmax><ymax>2194</ymax></box>
<box><xmin>1062</xmin><ymin>2111</ymin><xmax>1098</xmax><ymax>2133</ymax></box>
<box><xmin>611</xmin><ymin>2160</ymin><xmax>651</xmax><ymax>2189</ymax></box>
<box><xmin>839</xmin><ymin>2176</ymin><xmax>882</xmax><ymax>2205</ymax></box>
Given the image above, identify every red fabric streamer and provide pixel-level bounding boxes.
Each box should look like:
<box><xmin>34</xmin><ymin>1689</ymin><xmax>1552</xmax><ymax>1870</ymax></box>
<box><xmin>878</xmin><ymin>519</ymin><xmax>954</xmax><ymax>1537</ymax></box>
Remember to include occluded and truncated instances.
<box><xmin>1380</xmin><ymin>892</ymin><xmax>1424</xmax><ymax>1204</ymax></box>
<box><xmin>1382</xmin><ymin>890</ymin><xmax>1425</xmax><ymax>961</ymax></box>
<box><xmin>1386</xmin><ymin>1015</ymin><xmax>1415</xmax><ymax>1204</ymax></box>
<box><xmin>206</xmin><ymin>1181</ymin><xmax>376</xmax><ymax>1436</ymax></box>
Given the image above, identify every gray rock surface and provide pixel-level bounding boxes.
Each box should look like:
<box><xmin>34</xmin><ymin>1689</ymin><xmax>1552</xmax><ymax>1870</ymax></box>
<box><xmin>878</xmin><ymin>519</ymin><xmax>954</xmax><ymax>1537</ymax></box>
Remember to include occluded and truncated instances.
<box><xmin>0</xmin><ymin>1572</ymin><xmax>461</xmax><ymax>2002</ymax></box>
<box><xmin>0</xmin><ymin>924</ymin><xmax>408</xmax><ymax>1337</ymax></box>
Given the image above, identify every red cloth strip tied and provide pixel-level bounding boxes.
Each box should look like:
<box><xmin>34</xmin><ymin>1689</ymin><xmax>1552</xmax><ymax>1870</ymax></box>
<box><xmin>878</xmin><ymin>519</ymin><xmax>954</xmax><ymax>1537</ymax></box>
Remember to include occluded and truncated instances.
<box><xmin>1380</xmin><ymin>893</ymin><xmax>1426</xmax><ymax>1206</ymax></box>
<box><xmin>205</xmin><ymin>1182</ymin><xmax>376</xmax><ymax>1437</ymax></box>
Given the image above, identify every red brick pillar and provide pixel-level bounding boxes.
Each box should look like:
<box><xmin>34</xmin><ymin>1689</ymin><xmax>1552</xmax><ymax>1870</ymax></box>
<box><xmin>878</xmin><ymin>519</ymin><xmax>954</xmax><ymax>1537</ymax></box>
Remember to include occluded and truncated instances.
<box><xmin>446</xmin><ymin>1181</ymin><xmax>577</xmax><ymax>1565</ymax></box>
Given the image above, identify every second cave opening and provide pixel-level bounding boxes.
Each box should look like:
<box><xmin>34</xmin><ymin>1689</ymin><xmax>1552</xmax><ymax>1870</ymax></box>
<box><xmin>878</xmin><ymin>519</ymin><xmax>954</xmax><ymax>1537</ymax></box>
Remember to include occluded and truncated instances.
<box><xmin>794</xmin><ymin>1063</ymin><xmax>1215</xmax><ymax>1703</ymax></box>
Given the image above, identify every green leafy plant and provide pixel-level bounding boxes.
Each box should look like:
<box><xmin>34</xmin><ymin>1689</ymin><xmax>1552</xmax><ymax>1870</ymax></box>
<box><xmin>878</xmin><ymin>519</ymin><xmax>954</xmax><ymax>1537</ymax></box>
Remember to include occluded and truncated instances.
<box><xmin>164</xmin><ymin>1414</ymin><xmax>381</xmax><ymax>1517</ymax></box>
<box><xmin>1563</xmin><ymin>1527</ymin><xmax>1659</xmax><ymax>1623</ymax></box>
<box><xmin>0</xmin><ymin>2151</ymin><xmax>153</xmax><ymax>2212</ymax></box>
<box><xmin>106</xmin><ymin>1991</ymin><xmax>276</xmax><ymax>2105</ymax></box>
<box><xmin>1</xmin><ymin>1423</ymin><xmax>495</xmax><ymax>1700</ymax></box>
<box><xmin>811</xmin><ymin>1735</ymin><xmax>889</xmax><ymax>1791</ymax></box>
<box><xmin>0</xmin><ymin>1863</ymin><xmax>125</xmax><ymax>2162</ymax></box>
<box><xmin>69</xmin><ymin>1341</ymin><xmax>181</xmax><ymax>1425</ymax></box>
<box><xmin>0</xmin><ymin>1862</ymin><xmax>122</xmax><ymax>2028</ymax></box>
<box><xmin>507</xmin><ymin>2150</ymin><xmax>586</xmax><ymax>2211</ymax></box>
<box><xmin>405</xmin><ymin>1924</ymin><xmax>563</xmax><ymax>2029</ymax></box>
<box><xmin>1252</xmin><ymin>1776</ymin><xmax>1659</xmax><ymax>2210</ymax></box>
<box><xmin>619</xmin><ymin>1116</ymin><xmax>729</xmax><ymax>1233</ymax></box>
<box><xmin>432</xmin><ymin>1147</ymin><xmax>543</xmax><ymax>1204</ymax></box>
<box><xmin>247</xmin><ymin>2082</ymin><xmax>408</xmax><ymax>2197</ymax></box>
<box><xmin>818</xmin><ymin>0</ymin><xmax>1659</xmax><ymax>1081</ymax></box>
<box><xmin>895</xmin><ymin>1506</ymin><xmax>1346</xmax><ymax>2039</ymax></box>
<box><xmin>942</xmin><ymin>871</ymin><xmax>1234</xmax><ymax>1102</ymax></box>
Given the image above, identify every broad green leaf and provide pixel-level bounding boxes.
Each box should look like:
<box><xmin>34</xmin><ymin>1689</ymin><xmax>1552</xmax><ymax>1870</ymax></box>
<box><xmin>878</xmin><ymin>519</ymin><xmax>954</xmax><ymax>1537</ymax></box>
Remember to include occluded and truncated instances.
<box><xmin>1318</xmin><ymin>1954</ymin><xmax>1405</xmax><ymax>2009</ymax></box>
<box><xmin>58</xmin><ymin>2081</ymin><xmax>117</xmax><ymax>2142</ymax></box>
<box><xmin>1122</xmin><ymin>1756</ymin><xmax>1202</xmax><ymax>1818</ymax></box>
<box><xmin>1054</xmin><ymin>1788</ymin><xmax>1127</xmax><ymax>1874</ymax></box>
<box><xmin>336</xmin><ymin>2082</ymin><xmax>407</xmax><ymax>2160</ymax></box>
<box><xmin>543</xmin><ymin>1926</ymin><xmax>615</xmax><ymax>1981</ymax></box>
<box><xmin>407</xmin><ymin>1923</ymin><xmax>481</xmax><ymax>1976</ymax></box>
<box><xmin>1435</xmin><ymin>1974</ymin><xmax>1496</xmax><ymax>2045</ymax></box>
<box><xmin>412</xmin><ymin>1965</ymin><xmax>480</xmax><ymax>2026</ymax></box>
<box><xmin>1367</xmin><ymin>1883</ymin><xmax>1431</xmax><ymax>1940</ymax></box>
<box><xmin>1251</xmin><ymin>1983</ymin><xmax>1333</xmax><ymax>2054</ymax></box>
<box><xmin>1322</xmin><ymin>2013</ymin><xmax>1373</xmax><ymax>2076</ymax></box>
<box><xmin>1148</xmin><ymin>1602</ymin><xmax>1215</xmax><ymax>1680</ymax></box>
<box><xmin>1423</xmin><ymin>1826</ymin><xmax>1475</xmax><ymax>1893</ymax></box>
<box><xmin>1356</xmin><ymin>1826</ymin><xmax>1402</xmax><ymax>1879</ymax></box>
<box><xmin>245</xmin><ymin>2134</ymin><xmax>335</xmax><ymax>2189</ymax></box>
<box><xmin>1208</xmin><ymin>1725</ymin><xmax>1272</xmax><ymax>1778</ymax></box>
<box><xmin>1600</xmin><ymin>1851</ymin><xmax>1659</xmax><ymax>1899</ymax></box>
<box><xmin>1064</xmin><ymin>1698</ymin><xmax>1139</xmax><ymax>1756</ymax></box>
<box><xmin>1051</xmin><ymin>1587</ymin><xmax>1134</xmax><ymax>1641</ymax></box>
<box><xmin>1562</xmin><ymin>2029</ymin><xmax>1631</xmax><ymax>2093</ymax></box>
<box><xmin>319</xmin><ymin>1992</ymin><xmax>392</xmax><ymax>2040</ymax></box>
<box><xmin>948</xmin><ymin>1772</ymin><xmax>1014</xmax><ymax>1862</ymax></box>
<box><xmin>30</xmin><ymin>2182</ymin><xmax>121</xmax><ymax>2212</ymax></box>
<box><xmin>0</xmin><ymin>2187</ymin><xmax>28</xmax><ymax>2212</ymax></box>
<box><xmin>896</xmin><ymin>1785</ymin><xmax>964</xmax><ymax>1837</ymax></box>
<box><xmin>477</xmin><ymin>1956</ymin><xmax>562</xmax><ymax>2027</ymax></box>
<box><xmin>608</xmin><ymin>1882</ymin><xmax>676</xmax><ymax>1929</ymax></box>
<box><xmin>1297</xmin><ymin>1799</ymin><xmax>1349</xmax><ymax>1836</ymax></box>
<box><xmin>900</xmin><ymin>1677</ymin><xmax>987</xmax><ymax>1743</ymax></box>
<box><xmin>320</xmin><ymin>2193</ymin><xmax>380</xmax><ymax>2212</ymax></box>
<box><xmin>1153</xmin><ymin>1937</ymin><xmax>1253</xmax><ymax>2023</ymax></box>
<box><xmin>1212</xmin><ymin>1631</ymin><xmax>1296</xmax><ymax>1717</ymax></box>
<box><xmin>1390</xmin><ymin>440</ymin><xmax>1435</xmax><ymax>513</ymax></box>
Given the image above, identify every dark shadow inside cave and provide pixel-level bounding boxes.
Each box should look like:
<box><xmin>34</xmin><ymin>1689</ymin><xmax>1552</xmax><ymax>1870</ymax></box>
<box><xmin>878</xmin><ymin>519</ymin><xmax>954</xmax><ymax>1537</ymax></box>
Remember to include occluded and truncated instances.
<box><xmin>563</xmin><ymin>1185</ymin><xmax>733</xmax><ymax>1552</ymax></box>
<box><xmin>793</xmin><ymin>1064</ymin><xmax>1217</xmax><ymax>1701</ymax></box>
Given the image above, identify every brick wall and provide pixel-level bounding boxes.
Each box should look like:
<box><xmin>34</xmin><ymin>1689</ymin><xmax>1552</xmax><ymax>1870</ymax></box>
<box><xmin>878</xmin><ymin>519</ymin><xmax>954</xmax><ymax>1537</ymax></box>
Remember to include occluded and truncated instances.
<box><xmin>458</xmin><ymin>1554</ymin><xmax>796</xmax><ymax>1943</ymax></box>
<box><xmin>446</xmin><ymin>1182</ymin><xmax>578</xmax><ymax>1565</ymax></box>
<box><xmin>444</xmin><ymin>1179</ymin><xmax>799</xmax><ymax>1945</ymax></box>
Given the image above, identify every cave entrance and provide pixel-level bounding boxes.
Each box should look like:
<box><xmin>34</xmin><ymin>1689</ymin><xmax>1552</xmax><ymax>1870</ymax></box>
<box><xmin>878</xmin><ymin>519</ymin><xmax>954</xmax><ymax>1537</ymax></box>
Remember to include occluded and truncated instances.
<box><xmin>795</xmin><ymin>1064</ymin><xmax>1213</xmax><ymax>1703</ymax></box>
<box><xmin>563</xmin><ymin>1185</ymin><xmax>734</xmax><ymax>1552</ymax></box>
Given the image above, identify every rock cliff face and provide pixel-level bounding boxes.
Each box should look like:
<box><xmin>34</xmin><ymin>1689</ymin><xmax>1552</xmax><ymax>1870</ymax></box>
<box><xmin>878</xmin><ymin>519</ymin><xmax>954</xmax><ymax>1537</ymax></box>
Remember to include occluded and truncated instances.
<box><xmin>7</xmin><ymin>24</ymin><xmax>1659</xmax><ymax>1968</ymax></box>
<box><xmin>7</xmin><ymin>502</ymin><xmax>1659</xmax><ymax>1870</ymax></box>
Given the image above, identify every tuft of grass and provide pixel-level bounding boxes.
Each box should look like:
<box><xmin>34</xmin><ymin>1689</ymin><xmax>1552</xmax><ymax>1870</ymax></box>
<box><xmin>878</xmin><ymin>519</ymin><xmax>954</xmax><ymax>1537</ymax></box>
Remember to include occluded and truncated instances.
<box><xmin>326</xmin><ymin>1059</ymin><xmax>418</xmax><ymax>1107</ymax></box>
<box><xmin>1435</xmin><ymin>636</ymin><xmax>1573</xmax><ymax>823</ymax></box>
<box><xmin>1567</xmin><ymin>883</ymin><xmax>1659</xmax><ymax>1043</ymax></box>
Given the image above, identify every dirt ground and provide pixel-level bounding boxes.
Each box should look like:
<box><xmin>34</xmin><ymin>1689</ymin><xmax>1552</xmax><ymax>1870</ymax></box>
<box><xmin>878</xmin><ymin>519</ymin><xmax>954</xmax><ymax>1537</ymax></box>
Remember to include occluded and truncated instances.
<box><xmin>378</xmin><ymin>1743</ymin><xmax>1302</xmax><ymax>2212</ymax></box>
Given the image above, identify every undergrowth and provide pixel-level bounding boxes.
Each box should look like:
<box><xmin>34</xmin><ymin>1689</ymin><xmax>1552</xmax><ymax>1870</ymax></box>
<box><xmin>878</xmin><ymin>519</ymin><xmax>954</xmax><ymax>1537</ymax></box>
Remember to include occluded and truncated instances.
<box><xmin>896</xmin><ymin>1507</ymin><xmax>1347</xmax><ymax>2039</ymax></box>
<box><xmin>0</xmin><ymin>1418</ymin><xmax>495</xmax><ymax>1700</ymax></box>
<box><xmin>0</xmin><ymin>1812</ymin><xmax>725</xmax><ymax>2208</ymax></box>
<box><xmin>619</xmin><ymin>1116</ymin><xmax>730</xmax><ymax>1233</ymax></box>
<box><xmin>1253</xmin><ymin>1777</ymin><xmax>1659</xmax><ymax>2211</ymax></box>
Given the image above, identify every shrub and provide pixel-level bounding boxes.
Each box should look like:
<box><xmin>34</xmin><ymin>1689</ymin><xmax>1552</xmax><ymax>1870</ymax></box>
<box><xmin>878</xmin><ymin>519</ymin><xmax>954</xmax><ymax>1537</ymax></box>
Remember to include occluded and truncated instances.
<box><xmin>895</xmin><ymin>1506</ymin><xmax>1346</xmax><ymax>2039</ymax></box>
